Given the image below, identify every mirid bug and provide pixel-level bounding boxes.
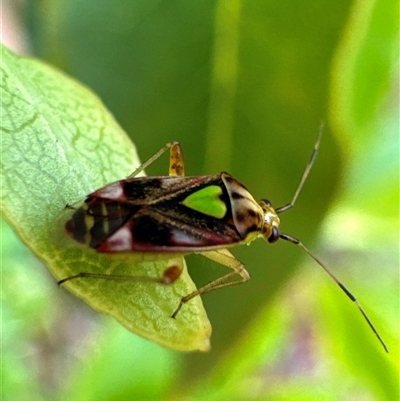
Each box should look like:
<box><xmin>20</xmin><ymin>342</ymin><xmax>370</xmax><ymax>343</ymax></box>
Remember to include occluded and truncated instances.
<box><xmin>60</xmin><ymin>130</ymin><xmax>388</xmax><ymax>352</ymax></box>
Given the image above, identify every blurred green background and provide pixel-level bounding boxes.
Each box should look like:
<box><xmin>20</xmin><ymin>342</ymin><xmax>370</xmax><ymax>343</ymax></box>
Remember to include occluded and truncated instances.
<box><xmin>2</xmin><ymin>0</ymin><xmax>398</xmax><ymax>400</ymax></box>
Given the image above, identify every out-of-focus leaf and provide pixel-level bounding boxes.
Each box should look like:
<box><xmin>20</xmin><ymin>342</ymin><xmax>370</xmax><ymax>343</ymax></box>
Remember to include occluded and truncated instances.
<box><xmin>63</xmin><ymin>322</ymin><xmax>178</xmax><ymax>401</ymax></box>
<box><xmin>326</xmin><ymin>0</ymin><xmax>399</xmax><ymax>399</ymax></box>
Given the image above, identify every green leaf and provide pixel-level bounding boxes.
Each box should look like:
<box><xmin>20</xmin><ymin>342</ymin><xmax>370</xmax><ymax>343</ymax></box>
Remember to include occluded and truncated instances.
<box><xmin>0</xmin><ymin>44</ymin><xmax>211</xmax><ymax>351</ymax></box>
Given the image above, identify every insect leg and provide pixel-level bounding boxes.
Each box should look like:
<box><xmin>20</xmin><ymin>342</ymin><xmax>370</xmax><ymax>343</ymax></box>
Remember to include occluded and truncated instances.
<box><xmin>168</xmin><ymin>142</ymin><xmax>185</xmax><ymax>176</ymax></box>
<box><xmin>128</xmin><ymin>142</ymin><xmax>180</xmax><ymax>178</ymax></box>
<box><xmin>58</xmin><ymin>259</ymin><xmax>183</xmax><ymax>287</ymax></box>
<box><xmin>171</xmin><ymin>249</ymin><xmax>250</xmax><ymax>318</ymax></box>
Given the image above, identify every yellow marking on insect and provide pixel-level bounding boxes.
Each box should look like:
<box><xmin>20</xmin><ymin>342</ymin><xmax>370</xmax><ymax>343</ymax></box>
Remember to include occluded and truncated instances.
<box><xmin>101</xmin><ymin>202</ymin><xmax>109</xmax><ymax>234</ymax></box>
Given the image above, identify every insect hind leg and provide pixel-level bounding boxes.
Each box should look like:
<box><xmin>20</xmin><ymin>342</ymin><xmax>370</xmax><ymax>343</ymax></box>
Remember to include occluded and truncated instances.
<box><xmin>128</xmin><ymin>141</ymin><xmax>186</xmax><ymax>178</ymax></box>
<box><xmin>168</xmin><ymin>142</ymin><xmax>185</xmax><ymax>176</ymax></box>
<box><xmin>58</xmin><ymin>260</ymin><xmax>183</xmax><ymax>287</ymax></box>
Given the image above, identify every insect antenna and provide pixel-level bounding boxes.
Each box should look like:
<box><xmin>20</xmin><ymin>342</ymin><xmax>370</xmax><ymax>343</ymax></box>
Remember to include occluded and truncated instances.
<box><xmin>275</xmin><ymin>123</ymin><xmax>323</xmax><ymax>214</ymax></box>
<box><xmin>273</xmin><ymin>124</ymin><xmax>387</xmax><ymax>352</ymax></box>
<box><xmin>279</xmin><ymin>233</ymin><xmax>388</xmax><ymax>353</ymax></box>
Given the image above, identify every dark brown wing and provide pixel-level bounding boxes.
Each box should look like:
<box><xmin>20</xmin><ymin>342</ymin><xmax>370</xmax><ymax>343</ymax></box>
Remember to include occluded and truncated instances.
<box><xmin>66</xmin><ymin>174</ymin><xmax>243</xmax><ymax>253</ymax></box>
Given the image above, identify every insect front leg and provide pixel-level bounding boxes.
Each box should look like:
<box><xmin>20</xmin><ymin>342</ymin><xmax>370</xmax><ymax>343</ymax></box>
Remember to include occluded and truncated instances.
<box><xmin>171</xmin><ymin>249</ymin><xmax>250</xmax><ymax>318</ymax></box>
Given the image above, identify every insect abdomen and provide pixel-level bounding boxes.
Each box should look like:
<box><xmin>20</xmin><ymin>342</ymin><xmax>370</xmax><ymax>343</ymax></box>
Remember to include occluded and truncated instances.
<box><xmin>66</xmin><ymin>199</ymin><xmax>139</xmax><ymax>249</ymax></box>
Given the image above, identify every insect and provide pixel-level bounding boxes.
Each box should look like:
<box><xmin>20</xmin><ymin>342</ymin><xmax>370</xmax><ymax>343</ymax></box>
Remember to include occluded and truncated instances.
<box><xmin>60</xmin><ymin>130</ymin><xmax>388</xmax><ymax>352</ymax></box>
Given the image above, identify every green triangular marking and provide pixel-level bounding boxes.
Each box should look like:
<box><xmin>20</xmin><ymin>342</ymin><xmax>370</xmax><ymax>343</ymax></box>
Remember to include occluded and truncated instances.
<box><xmin>182</xmin><ymin>185</ymin><xmax>227</xmax><ymax>218</ymax></box>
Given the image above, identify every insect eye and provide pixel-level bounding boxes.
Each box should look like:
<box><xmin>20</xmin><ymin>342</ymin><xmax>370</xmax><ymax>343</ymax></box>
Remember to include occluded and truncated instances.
<box><xmin>268</xmin><ymin>226</ymin><xmax>280</xmax><ymax>243</ymax></box>
<box><xmin>261</xmin><ymin>198</ymin><xmax>272</xmax><ymax>207</ymax></box>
